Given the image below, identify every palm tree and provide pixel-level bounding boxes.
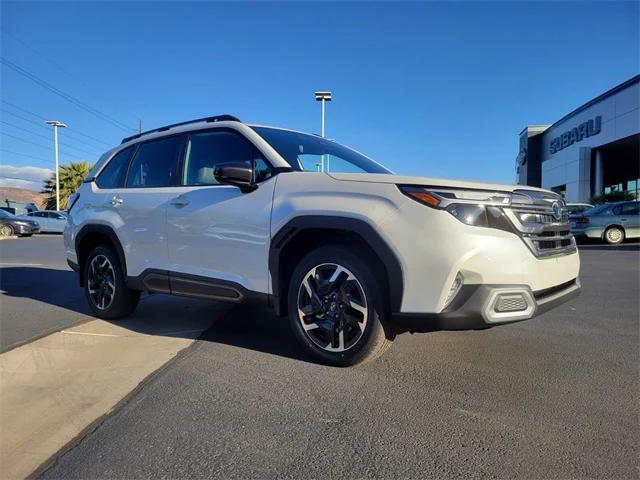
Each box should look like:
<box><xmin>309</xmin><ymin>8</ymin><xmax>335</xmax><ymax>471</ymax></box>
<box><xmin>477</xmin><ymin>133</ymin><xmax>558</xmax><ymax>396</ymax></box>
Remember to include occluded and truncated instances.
<box><xmin>42</xmin><ymin>160</ymin><xmax>94</xmax><ymax>210</ymax></box>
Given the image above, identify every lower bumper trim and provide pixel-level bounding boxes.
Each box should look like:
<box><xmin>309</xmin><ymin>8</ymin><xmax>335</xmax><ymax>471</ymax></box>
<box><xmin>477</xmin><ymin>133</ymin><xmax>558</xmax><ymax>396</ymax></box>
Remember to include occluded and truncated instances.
<box><xmin>392</xmin><ymin>279</ymin><xmax>581</xmax><ymax>332</ymax></box>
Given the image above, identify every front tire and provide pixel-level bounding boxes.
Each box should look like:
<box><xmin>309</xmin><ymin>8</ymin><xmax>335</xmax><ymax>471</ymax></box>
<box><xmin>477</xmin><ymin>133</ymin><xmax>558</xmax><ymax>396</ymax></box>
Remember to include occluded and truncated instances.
<box><xmin>604</xmin><ymin>226</ymin><xmax>624</xmax><ymax>245</ymax></box>
<box><xmin>287</xmin><ymin>245</ymin><xmax>395</xmax><ymax>367</ymax></box>
<box><xmin>84</xmin><ymin>245</ymin><xmax>140</xmax><ymax>319</ymax></box>
<box><xmin>0</xmin><ymin>224</ymin><xmax>14</xmax><ymax>237</ymax></box>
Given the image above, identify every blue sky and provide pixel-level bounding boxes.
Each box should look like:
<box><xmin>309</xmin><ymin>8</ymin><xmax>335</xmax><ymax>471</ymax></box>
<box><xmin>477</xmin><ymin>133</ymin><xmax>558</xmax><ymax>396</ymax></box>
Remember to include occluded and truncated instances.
<box><xmin>1</xmin><ymin>1</ymin><xmax>638</xmax><ymax>189</ymax></box>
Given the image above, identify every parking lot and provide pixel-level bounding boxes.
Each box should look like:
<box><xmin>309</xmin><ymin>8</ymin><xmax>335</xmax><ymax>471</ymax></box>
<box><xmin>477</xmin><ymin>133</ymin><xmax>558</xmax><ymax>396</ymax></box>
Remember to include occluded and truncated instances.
<box><xmin>1</xmin><ymin>235</ymin><xmax>638</xmax><ymax>479</ymax></box>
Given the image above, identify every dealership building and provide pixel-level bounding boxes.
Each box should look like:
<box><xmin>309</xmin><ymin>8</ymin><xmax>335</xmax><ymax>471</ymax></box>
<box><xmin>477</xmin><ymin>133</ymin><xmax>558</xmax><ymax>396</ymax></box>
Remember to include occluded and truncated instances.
<box><xmin>517</xmin><ymin>75</ymin><xmax>639</xmax><ymax>202</ymax></box>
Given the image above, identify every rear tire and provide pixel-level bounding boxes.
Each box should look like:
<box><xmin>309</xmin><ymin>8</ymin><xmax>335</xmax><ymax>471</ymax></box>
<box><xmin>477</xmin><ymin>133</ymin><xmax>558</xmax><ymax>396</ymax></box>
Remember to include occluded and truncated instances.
<box><xmin>604</xmin><ymin>226</ymin><xmax>624</xmax><ymax>245</ymax></box>
<box><xmin>287</xmin><ymin>245</ymin><xmax>395</xmax><ymax>367</ymax></box>
<box><xmin>84</xmin><ymin>244</ymin><xmax>140</xmax><ymax>320</ymax></box>
<box><xmin>0</xmin><ymin>224</ymin><xmax>14</xmax><ymax>237</ymax></box>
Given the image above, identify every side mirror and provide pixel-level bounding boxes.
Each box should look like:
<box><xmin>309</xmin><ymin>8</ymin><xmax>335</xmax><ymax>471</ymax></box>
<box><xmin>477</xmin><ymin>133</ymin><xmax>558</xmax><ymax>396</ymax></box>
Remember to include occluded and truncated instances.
<box><xmin>213</xmin><ymin>163</ymin><xmax>257</xmax><ymax>193</ymax></box>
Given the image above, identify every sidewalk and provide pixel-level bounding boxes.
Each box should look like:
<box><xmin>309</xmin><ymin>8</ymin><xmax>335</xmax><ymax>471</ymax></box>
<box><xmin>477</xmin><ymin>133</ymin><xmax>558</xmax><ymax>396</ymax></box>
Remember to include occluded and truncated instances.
<box><xmin>0</xmin><ymin>296</ymin><xmax>225</xmax><ymax>479</ymax></box>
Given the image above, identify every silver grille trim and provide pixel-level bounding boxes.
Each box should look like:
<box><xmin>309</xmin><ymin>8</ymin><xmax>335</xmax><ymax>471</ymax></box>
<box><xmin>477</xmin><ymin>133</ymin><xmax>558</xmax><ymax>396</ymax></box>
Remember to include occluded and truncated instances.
<box><xmin>504</xmin><ymin>190</ymin><xmax>577</xmax><ymax>258</ymax></box>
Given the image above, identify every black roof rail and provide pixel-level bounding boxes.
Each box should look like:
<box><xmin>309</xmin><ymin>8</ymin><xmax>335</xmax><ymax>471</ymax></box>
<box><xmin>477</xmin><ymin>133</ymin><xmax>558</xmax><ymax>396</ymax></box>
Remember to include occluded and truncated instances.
<box><xmin>121</xmin><ymin>114</ymin><xmax>241</xmax><ymax>144</ymax></box>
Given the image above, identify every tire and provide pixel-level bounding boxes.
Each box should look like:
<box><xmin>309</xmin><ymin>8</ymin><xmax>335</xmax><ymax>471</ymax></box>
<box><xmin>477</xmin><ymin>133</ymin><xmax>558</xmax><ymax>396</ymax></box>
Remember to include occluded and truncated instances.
<box><xmin>604</xmin><ymin>226</ymin><xmax>625</xmax><ymax>245</ymax></box>
<box><xmin>287</xmin><ymin>245</ymin><xmax>395</xmax><ymax>367</ymax></box>
<box><xmin>0</xmin><ymin>224</ymin><xmax>14</xmax><ymax>237</ymax></box>
<box><xmin>83</xmin><ymin>244</ymin><xmax>140</xmax><ymax>320</ymax></box>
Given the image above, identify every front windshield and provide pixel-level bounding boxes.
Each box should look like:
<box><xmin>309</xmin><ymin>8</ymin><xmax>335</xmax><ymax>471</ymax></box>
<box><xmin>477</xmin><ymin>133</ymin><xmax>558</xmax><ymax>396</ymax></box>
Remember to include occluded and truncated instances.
<box><xmin>251</xmin><ymin>126</ymin><xmax>391</xmax><ymax>174</ymax></box>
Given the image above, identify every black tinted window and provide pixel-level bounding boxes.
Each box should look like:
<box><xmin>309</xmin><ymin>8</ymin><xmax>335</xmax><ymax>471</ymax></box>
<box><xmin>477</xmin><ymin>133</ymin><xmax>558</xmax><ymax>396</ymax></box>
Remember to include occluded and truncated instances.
<box><xmin>97</xmin><ymin>147</ymin><xmax>135</xmax><ymax>189</ymax></box>
<box><xmin>620</xmin><ymin>202</ymin><xmax>640</xmax><ymax>215</ymax></box>
<box><xmin>182</xmin><ymin>131</ymin><xmax>254</xmax><ymax>186</ymax></box>
<box><xmin>126</xmin><ymin>136</ymin><xmax>183</xmax><ymax>188</ymax></box>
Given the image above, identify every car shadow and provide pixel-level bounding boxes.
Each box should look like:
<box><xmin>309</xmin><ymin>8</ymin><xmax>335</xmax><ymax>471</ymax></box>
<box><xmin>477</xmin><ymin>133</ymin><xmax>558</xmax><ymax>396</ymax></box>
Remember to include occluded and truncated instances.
<box><xmin>0</xmin><ymin>267</ymin><xmax>91</xmax><ymax>315</ymax></box>
<box><xmin>0</xmin><ymin>267</ymin><xmax>312</xmax><ymax>363</ymax></box>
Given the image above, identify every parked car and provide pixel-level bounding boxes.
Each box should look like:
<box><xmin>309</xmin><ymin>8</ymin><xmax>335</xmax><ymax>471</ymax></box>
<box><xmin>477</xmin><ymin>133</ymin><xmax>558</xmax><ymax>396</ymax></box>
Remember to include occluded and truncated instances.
<box><xmin>18</xmin><ymin>210</ymin><xmax>67</xmax><ymax>233</ymax></box>
<box><xmin>0</xmin><ymin>209</ymin><xmax>40</xmax><ymax>237</ymax></box>
<box><xmin>567</xmin><ymin>203</ymin><xmax>594</xmax><ymax>216</ymax></box>
<box><xmin>571</xmin><ymin>201</ymin><xmax>640</xmax><ymax>244</ymax></box>
<box><xmin>65</xmin><ymin>115</ymin><xmax>581</xmax><ymax>366</ymax></box>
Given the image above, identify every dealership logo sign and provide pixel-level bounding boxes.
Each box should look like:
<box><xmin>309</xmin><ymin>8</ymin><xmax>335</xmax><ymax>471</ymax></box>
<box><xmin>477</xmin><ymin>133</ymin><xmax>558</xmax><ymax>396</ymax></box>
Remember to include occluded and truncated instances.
<box><xmin>550</xmin><ymin>116</ymin><xmax>601</xmax><ymax>154</ymax></box>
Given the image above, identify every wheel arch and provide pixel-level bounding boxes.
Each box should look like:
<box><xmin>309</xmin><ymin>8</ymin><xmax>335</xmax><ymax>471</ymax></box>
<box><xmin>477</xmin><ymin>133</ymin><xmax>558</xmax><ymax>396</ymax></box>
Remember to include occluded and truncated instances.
<box><xmin>75</xmin><ymin>224</ymin><xmax>127</xmax><ymax>286</ymax></box>
<box><xmin>269</xmin><ymin>216</ymin><xmax>404</xmax><ymax>317</ymax></box>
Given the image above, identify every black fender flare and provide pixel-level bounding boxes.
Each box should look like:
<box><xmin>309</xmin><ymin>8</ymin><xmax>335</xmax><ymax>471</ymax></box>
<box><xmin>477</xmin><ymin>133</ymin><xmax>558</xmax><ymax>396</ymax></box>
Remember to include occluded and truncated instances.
<box><xmin>269</xmin><ymin>215</ymin><xmax>404</xmax><ymax>314</ymax></box>
<box><xmin>75</xmin><ymin>224</ymin><xmax>127</xmax><ymax>283</ymax></box>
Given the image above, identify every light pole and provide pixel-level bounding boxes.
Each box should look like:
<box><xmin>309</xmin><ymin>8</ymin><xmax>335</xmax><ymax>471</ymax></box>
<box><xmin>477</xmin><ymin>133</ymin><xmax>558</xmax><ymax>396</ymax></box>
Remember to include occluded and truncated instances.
<box><xmin>314</xmin><ymin>91</ymin><xmax>332</xmax><ymax>172</ymax></box>
<box><xmin>46</xmin><ymin>120</ymin><xmax>67</xmax><ymax>211</ymax></box>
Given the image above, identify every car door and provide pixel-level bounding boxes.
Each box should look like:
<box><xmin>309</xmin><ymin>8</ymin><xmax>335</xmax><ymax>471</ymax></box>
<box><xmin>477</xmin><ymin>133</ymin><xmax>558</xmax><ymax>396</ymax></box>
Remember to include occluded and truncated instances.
<box><xmin>619</xmin><ymin>202</ymin><xmax>640</xmax><ymax>238</ymax></box>
<box><xmin>45</xmin><ymin>211</ymin><xmax>66</xmax><ymax>232</ymax></box>
<box><xmin>166</xmin><ymin>128</ymin><xmax>277</xmax><ymax>297</ymax></box>
<box><xmin>29</xmin><ymin>212</ymin><xmax>50</xmax><ymax>231</ymax></box>
<box><xmin>98</xmin><ymin>135</ymin><xmax>185</xmax><ymax>278</ymax></box>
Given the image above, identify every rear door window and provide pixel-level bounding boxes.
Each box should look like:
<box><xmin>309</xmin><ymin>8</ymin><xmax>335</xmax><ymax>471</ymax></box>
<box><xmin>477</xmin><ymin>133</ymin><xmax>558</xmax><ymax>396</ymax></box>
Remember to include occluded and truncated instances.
<box><xmin>126</xmin><ymin>135</ymin><xmax>184</xmax><ymax>188</ymax></box>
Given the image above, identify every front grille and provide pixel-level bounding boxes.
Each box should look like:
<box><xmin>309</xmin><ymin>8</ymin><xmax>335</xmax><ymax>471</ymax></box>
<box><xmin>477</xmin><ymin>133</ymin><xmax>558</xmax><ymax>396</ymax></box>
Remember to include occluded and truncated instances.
<box><xmin>504</xmin><ymin>190</ymin><xmax>577</xmax><ymax>258</ymax></box>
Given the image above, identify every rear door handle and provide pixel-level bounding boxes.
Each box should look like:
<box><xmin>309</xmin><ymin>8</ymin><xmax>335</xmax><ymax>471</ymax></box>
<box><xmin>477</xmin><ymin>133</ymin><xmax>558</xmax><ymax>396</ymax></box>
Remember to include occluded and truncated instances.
<box><xmin>111</xmin><ymin>195</ymin><xmax>123</xmax><ymax>206</ymax></box>
<box><xmin>620</xmin><ymin>218</ymin><xmax>627</xmax><ymax>221</ymax></box>
<box><xmin>170</xmin><ymin>195</ymin><xmax>189</xmax><ymax>207</ymax></box>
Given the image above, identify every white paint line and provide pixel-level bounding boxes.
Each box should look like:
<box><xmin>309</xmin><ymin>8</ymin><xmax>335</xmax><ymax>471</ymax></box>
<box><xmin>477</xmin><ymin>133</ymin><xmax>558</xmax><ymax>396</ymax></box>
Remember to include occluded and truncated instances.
<box><xmin>60</xmin><ymin>328</ymin><xmax>205</xmax><ymax>338</ymax></box>
<box><xmin>0</xmin><ymin>263</ymin><xmax>44</xmax><ymax>267</ymax></box>
<box><xmin>60</xmin><ymin>331</ymin><xmax>121</xmax><ymax>338</ymax></box>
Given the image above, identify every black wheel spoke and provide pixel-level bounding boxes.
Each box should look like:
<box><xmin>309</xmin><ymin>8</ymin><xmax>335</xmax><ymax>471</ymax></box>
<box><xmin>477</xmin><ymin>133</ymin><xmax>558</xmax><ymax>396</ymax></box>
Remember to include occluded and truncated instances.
<box><xmin>297</xmin><ymin>263</ymin><xmax>368</xmax><ymax>353</ymax></box>
<box><xmin>87</xmin><ymin>254</ymin><xmax>116</xmax><ymax>311</ymax></box>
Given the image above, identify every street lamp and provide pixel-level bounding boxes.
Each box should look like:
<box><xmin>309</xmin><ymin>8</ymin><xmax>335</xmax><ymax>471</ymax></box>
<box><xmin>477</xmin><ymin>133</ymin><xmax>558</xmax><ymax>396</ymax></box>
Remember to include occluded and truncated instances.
<box><xmin>46</xmin><ymin>120</ymin><xmax>67</xmax><ymax>211</ymax></box>
<box><xmin>314</xmin><ymin>91</ymin><xmax>332</xmax><ymax>172</ymax></box>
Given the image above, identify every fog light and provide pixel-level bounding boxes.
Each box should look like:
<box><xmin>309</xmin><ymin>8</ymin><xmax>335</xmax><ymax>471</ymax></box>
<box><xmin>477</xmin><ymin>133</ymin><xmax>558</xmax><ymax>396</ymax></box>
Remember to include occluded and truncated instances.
<box><xmin>443</xmin><ymin>272</ymin><xmax>463</xmax><ymax>309</ymax></box>
<box><xmin>483</xmin><ymin>288</ymin><xmax>536</xmax><ymax>323</ymax></box>
<box><xmin>494</xmin><ymin>293</ymin><xmax>528</xmax><ymax>313</ymax></box>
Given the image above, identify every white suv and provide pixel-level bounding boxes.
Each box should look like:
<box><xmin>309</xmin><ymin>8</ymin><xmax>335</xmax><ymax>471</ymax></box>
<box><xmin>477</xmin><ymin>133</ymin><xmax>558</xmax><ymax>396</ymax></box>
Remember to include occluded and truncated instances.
<box><xmin>65</xmin><ymin>115</ymin><xmax>581</xmax><ymax>366</ymax></box>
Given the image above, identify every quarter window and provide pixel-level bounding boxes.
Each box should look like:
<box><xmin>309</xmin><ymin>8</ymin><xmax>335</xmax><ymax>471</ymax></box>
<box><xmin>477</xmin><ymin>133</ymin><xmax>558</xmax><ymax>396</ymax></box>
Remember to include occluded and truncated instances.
<box><xmin>182</xmin><ymin>130</ymin><xmax>256</xmax><ymax>186</ymax></box>
<box><xmin>97</xmin><ymin>147</ymin><xmax>135</xmax><ymax>189</ymax></box>
<box><xmin>126</xmin><ymin>136</ymin><xmax>184</xmax><ymax>188</ymax></box>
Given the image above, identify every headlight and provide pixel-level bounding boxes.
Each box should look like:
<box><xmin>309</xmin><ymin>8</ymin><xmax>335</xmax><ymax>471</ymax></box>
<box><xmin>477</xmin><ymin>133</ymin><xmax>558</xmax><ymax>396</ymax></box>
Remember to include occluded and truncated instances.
<box><xmin>399</xmin><ymin>185</ymin><xmax>515</xmax><ymax>233</ymax></box>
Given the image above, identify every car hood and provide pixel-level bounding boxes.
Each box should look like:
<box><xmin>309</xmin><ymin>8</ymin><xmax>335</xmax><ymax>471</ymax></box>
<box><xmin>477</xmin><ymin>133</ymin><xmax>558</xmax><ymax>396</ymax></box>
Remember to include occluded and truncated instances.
<box><xmin>14</xmin><ymin>216</ymin><xmax>39</xmax><ymax>224</ymax></box>
<box><xmin>327</xmin><ymin>172</ymin><xmax>552</xmax><ymax>194</ymax></box>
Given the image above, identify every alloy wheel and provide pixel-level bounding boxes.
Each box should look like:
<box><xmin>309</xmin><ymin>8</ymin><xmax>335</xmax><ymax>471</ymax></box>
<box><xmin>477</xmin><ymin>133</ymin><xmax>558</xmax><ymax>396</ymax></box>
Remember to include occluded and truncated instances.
<box><xmin>0</xmin><ymin>224</ymin><xmax>13</xmax><ymax>237</ymax></box>
<box><xmin>606</xmin><ymin>227</ymin><xmax>623</xmax><ymax>244</ymax></box>
<box><xmin>297</xmin><ymin>263</ymin><xmax>368</xmax><ymax>352</ymax></box>
<box><xmin>87</xmin><ymin>254</ymin><xmax>116</xmax><ymax>310</ymax></box>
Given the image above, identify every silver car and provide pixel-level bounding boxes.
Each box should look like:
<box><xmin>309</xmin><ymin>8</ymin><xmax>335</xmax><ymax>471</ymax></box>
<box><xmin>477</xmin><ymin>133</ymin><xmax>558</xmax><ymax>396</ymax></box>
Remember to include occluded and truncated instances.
<box><xmin>570</xmin><ymin>201</ymin><xmax>640</xmax><ymax>244</ymax></box>
<box><xmin>18</xmin><ymin>210</ymin><xmax>68</xmax><ymax>233</ymax></box>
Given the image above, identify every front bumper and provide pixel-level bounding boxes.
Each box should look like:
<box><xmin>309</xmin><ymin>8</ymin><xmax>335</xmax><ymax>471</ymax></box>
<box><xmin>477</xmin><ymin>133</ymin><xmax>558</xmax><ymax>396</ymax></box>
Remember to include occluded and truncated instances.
<box><xmin>15</xmin><ymin>224</ymin><xmax>40</xmax><ymax>234</ymax></box>
<box><xmin>392</xmin><ymin>278</ymin><xmax>581</xmax><ymax>332</ymax></box>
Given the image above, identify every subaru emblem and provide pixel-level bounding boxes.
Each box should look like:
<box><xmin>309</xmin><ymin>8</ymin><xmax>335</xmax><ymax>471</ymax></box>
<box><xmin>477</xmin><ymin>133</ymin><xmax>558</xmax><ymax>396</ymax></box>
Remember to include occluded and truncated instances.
<box><xmin>551</xmin><ymin>201</ymin><xmax>562</xmax><ymax>221</ymax></box>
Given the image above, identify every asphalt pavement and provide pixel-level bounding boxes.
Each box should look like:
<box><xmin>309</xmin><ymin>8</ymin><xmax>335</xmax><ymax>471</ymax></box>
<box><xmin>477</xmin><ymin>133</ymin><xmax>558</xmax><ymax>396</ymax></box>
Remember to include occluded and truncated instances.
<box><xmin>0</xmin><ymin>235</ymin><xmax>90</xmax><ymax>351</ymax></box>
<box><xmin>23</xmin><ymin>240</ymin><xmax>638</xmax><ymax>479</ymax></box>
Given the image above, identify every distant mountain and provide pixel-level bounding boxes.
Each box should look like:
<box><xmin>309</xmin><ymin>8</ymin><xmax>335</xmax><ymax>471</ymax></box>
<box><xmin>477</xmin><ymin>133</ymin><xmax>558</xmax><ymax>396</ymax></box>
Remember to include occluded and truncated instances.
<box><xmin>0</xmin><ymin>187</ymin><xmax>47</xmax><ymax>209</ymax></box>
